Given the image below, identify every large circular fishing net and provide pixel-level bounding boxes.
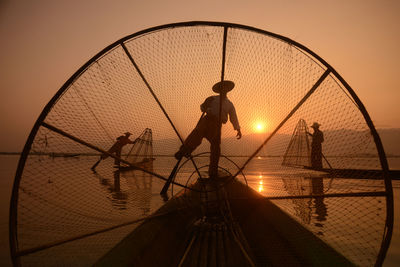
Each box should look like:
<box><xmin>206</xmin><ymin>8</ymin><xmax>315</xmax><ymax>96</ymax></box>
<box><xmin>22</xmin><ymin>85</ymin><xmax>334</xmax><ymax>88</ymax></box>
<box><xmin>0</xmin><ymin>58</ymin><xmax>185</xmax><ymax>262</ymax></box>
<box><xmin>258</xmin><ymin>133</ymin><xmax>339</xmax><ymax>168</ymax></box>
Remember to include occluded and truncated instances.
<box><xmin>10</xmin><ymin>22</ymin><xmax>393</xmax><ymax>266</ymax></box>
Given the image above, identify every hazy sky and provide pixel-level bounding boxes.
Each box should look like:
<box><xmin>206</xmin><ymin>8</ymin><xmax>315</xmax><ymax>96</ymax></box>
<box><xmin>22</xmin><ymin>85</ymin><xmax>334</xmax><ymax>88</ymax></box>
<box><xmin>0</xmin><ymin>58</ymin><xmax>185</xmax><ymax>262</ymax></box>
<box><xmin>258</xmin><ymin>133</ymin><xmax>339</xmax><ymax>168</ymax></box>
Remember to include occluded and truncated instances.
<box><xmin>0</xmin><ymin>0</ymin><xmax>399</xmax><ymax>152</ymax></box>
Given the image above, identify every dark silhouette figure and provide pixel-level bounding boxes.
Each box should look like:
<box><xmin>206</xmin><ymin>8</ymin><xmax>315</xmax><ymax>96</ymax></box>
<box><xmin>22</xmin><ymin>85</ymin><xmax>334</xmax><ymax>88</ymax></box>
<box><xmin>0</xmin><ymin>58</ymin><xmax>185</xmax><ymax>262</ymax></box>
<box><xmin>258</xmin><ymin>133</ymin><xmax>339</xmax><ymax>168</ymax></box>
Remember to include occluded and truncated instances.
<box><xmin>91</xmin><ymin>132</ymin><xmax>134</xmax><ymax>171</ymax></box>
<box><xmin>310</xmin><ymin>122</ymin><xmax>324</xmax><ymax>170</ymax></box>
<box><xmin>174</xmin><ymin>80</ymin><xmax>241</xmax><ymax>177</ymax></box>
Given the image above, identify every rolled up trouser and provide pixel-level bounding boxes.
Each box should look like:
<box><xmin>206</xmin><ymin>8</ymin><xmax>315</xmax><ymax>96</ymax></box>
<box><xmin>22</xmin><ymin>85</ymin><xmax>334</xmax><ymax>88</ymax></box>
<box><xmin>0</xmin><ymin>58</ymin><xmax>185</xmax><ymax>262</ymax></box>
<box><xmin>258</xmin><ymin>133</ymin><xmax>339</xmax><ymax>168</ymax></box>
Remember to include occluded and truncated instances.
<box><xmin>176</xmin><ymin>115</ymin><xmax>220</xmax><ymax>176</ymax></box>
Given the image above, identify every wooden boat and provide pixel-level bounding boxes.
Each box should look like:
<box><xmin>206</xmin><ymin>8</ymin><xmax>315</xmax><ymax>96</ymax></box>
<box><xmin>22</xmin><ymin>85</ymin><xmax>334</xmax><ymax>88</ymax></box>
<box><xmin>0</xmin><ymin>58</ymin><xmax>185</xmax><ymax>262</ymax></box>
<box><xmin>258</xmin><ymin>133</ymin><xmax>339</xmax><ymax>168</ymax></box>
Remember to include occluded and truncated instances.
<box><xmin>95</xmin><ymin>176</ymin><xmax>354</xmax><ymax>267</ymax></box>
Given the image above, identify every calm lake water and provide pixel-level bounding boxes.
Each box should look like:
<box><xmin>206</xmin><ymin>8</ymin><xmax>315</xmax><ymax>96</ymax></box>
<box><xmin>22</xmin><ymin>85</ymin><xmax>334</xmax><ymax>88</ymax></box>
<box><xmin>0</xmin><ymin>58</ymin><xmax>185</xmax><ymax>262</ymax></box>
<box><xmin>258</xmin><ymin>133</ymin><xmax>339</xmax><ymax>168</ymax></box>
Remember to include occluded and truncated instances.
<box><xmin>0</xmin><ymin>155</ymin><xmax>399</xmax><ymax>266</ymax></box>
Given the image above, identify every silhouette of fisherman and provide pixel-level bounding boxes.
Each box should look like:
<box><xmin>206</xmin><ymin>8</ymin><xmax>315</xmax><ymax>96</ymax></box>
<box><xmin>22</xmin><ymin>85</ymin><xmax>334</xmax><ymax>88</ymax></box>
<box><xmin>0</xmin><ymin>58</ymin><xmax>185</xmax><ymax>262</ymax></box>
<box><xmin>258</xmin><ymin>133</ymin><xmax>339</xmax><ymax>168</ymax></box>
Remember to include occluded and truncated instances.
<box><xmin>309</xmin><ymin>122</ymin><xmax>324</xmax><ymax>170</ymax></box>
<box><xmin>174</xmin><ymin>80</ymin><xmax>242</xmax><ymax>177</ymax></box>
<box><xmin>91</xmin><ymin>132</ymin><xmax>134</xmax><ymax>171</ymax></box>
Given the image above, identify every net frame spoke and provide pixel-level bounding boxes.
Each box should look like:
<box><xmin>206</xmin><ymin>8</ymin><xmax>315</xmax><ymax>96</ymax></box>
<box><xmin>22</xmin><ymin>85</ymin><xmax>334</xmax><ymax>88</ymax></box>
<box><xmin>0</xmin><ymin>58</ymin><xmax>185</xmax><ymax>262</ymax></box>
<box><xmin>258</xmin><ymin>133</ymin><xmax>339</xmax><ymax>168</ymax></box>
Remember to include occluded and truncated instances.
<box><xmin>121</xmin><ymin>43</ymin><xmax>203</xmax><ymax>179</ymax></box>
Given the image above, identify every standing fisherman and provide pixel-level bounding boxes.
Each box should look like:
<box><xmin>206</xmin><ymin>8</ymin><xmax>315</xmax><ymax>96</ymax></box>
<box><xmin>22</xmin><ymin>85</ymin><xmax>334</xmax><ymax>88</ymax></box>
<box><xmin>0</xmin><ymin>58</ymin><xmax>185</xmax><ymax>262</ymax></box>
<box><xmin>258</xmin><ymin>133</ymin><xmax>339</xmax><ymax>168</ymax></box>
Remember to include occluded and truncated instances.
<box><xmin>174</xmin><ymin>80</ymin><xmax>242</xmax><ymax>177</ymax></box>
<box><xmin>91</xmin><ymin>132</ymin><xmax>134</xmax><ymax>171</ymax></box>
<box><xmin>309</xmin><ymin>122</ymin><xmax>324</xmax><ymax>170</ymax></box>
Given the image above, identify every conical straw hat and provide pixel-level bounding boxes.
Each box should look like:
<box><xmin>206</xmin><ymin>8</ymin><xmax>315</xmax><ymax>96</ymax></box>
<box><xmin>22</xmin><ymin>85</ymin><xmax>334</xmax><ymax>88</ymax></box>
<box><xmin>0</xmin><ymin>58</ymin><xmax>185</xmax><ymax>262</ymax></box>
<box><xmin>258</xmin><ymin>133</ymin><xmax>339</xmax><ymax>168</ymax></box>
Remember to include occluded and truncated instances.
<box><xmin>212</xmin><ymin>80</ymin><xmax>235</xmax><ymax>93</ymax></box>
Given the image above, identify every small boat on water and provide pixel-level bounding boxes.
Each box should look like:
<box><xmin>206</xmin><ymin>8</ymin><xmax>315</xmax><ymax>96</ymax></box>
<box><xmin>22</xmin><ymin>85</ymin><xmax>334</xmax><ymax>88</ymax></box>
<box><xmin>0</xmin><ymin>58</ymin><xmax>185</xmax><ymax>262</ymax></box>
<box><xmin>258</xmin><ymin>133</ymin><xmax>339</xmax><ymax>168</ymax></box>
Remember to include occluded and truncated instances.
<box><xmin>9</xmin><ymin>22</ymin><xmax>393</xmax><ymax>266</ymax></box>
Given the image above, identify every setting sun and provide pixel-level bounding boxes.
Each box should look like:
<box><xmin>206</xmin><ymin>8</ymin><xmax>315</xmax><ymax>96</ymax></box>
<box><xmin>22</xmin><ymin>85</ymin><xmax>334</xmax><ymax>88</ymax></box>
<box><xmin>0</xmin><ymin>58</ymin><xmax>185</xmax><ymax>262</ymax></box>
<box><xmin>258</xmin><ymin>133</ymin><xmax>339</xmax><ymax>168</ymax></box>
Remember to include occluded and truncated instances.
<box><xmin>253</xmin><ymin>121</ymin><xmax>267</xmax><ymax>133</ymax></box>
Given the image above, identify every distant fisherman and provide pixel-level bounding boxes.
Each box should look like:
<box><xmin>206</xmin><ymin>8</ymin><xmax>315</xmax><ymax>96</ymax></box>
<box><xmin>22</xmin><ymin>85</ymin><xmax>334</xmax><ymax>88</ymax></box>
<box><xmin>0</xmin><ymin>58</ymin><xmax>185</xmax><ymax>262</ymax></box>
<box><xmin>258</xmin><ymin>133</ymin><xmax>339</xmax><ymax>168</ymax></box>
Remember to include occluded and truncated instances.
<box><xmin>91</xmin><ymin>132</ymin><xmax>134</xmax><ymax>171</ymax></box>
<box><xmin>309</xmin><ymin>122</ymin><xmax>324</xmax><ymax>170</ymax></box>
<box><xmin>174</xmin><ymin>80</ymin><xmax>242</xmax><ymax>177</ymax></box>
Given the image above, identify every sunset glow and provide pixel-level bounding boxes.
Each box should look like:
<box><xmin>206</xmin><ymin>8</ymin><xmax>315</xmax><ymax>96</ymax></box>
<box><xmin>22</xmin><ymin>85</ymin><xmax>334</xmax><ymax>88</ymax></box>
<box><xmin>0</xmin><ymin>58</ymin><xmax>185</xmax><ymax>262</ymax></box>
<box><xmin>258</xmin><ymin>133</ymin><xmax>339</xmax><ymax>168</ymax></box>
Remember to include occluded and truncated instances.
<box><xmin>258</xmin><ymin>180</ymin><xmax>264</xmax><ymax>192</ymax></box>
<box><xmin>253</xmin><ymin>121</ymin><xmax>267</xmax><ymax>133</ymax></box>
<box><xmin>258</xmin><ymin>174</ymin><xmax>264</xmax><ymax>192</ymax></box>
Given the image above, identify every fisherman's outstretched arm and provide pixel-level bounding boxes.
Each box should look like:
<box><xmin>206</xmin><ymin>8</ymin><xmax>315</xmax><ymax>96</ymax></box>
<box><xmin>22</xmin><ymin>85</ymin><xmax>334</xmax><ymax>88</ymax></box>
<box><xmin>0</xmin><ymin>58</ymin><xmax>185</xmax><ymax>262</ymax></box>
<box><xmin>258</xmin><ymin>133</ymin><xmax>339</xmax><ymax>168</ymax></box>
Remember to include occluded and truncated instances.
<box><xmin>229</xmin><ymin>105</ymin><xmax>241</xmax><ymax>139</ymax></box>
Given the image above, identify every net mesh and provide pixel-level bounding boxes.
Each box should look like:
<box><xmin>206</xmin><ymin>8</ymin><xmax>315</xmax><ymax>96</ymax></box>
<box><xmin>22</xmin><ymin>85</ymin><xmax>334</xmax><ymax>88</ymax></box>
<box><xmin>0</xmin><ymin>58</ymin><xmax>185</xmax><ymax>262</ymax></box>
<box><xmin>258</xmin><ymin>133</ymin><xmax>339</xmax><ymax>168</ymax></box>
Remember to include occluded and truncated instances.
<box><xmin>124</xmin><ymin>128</ymin><xmax>153</xmax><ymax>165</ymax></box>
<box><xmin>282</xmin><ymin>119</ymin><xmax>311</xmax><ymax>168</ymax></box>
<box><xmin>11</xmin><ymin>23</ymin><xmax>391</xmax><ymax>266</ymax></box>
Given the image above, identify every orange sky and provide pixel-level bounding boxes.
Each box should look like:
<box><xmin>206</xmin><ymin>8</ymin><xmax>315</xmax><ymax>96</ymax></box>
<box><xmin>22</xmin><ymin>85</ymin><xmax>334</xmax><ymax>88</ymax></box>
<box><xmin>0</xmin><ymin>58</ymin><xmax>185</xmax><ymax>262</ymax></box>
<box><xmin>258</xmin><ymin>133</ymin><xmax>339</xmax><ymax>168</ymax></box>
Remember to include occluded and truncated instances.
<box><xmin>0</xmin><ymin>0</ymin><xmax>399</xmax><ymax>152</ymax></box>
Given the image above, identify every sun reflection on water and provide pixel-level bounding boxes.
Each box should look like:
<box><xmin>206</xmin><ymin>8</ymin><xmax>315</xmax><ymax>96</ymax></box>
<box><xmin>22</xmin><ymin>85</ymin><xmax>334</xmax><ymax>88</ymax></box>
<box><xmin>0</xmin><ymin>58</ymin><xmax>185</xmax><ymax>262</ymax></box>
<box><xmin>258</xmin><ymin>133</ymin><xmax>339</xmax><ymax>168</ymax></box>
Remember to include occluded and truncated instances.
<box><xmin>258</xmin><ymin>174</ymin><xmax>264</xmax><ymax>192</ymax></box>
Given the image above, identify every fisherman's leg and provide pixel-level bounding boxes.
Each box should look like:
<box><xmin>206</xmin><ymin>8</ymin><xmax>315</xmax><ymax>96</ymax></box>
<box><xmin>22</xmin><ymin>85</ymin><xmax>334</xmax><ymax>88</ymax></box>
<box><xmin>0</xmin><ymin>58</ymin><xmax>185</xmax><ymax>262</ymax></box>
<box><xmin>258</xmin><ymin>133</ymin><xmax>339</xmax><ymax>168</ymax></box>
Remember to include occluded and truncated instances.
<box><xmin>114</xmin><ymin>150</ymin><xmax>121</xmax><ymax>166</ymax></box>
<box><xmin>206</xmin><ymin>120</ymin><xmax>220</xmax><ymax>178</ymax></box>
<box><xmin>316</xmin><ymin>155</ymin><xmax>323</xmax><ymax>169</ymax></box>
<box><xmin>311</xmin><ymin>147</ymin><xmax>322</xmax><ymax>169</ymax></box>
<box><xmin>311</xmin><ymin>147</ymin><xmax>318</xmax><ymax>169</ymax></box>
<box><xmin>208</xmin><ymin>138</ymin><xmax>220</xmax><ymax>178</ymax></box>
<box><xmin>311</xmin><ymin>152</ymin><xmax>316</xmax><ymax>168</ymax></box>
<box><xmin>92</xmin><ymin>144</ymin><xmax>115</xmax><ymax>170</ymax></box>
<box><xmin>315</xmin><ymin>146</ymin><xmax>323</xmax><ymax>169</ymax></box>
<box><xmin>175</xmin><ymin>119</ymin><xmax>207</xmax><ymax>159</ymax></box>
<box><xmin>175</xmin><ymin>133</ymin><xmax>201</xmax><ymax>159</ymax></box>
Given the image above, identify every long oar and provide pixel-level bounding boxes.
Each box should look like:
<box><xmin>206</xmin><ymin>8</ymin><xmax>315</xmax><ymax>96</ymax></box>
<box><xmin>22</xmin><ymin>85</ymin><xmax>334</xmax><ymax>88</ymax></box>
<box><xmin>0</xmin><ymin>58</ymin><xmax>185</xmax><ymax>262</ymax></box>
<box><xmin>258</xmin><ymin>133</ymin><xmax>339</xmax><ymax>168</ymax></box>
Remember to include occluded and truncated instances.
<box><xmin>322</xmin><ymin>153</ymin><xmax>332</xmax><ymax>169</ymax></box>
<box><xmin>160</xmin><ymin>112</ymin><xmax>205</xmax><ymax>195</ymax></box>
<box><xmin>160</xmin><ymin>157</ymin><xmax>182</xmax><ymax>195</ymax></box>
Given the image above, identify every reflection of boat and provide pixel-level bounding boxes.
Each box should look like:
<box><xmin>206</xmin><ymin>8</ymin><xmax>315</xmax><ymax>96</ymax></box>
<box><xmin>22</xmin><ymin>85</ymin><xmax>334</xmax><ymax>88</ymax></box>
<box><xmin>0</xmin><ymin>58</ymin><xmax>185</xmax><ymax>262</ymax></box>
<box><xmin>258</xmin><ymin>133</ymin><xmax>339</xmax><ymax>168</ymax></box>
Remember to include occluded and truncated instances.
<box><xmin>95</xmin><ymin>176</ymin><xmax>352</xmax><ymax>266</ymax></box>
